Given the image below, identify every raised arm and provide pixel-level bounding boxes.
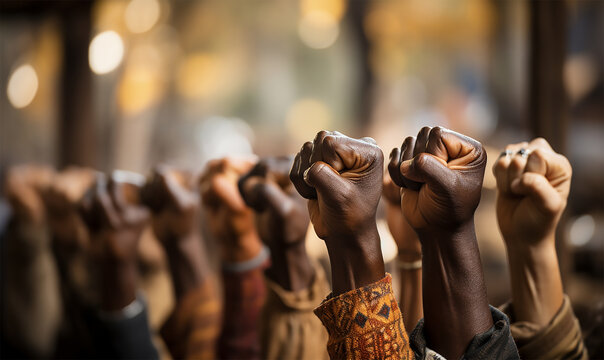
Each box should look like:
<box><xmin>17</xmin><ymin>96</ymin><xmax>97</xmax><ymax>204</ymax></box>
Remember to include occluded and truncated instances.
<box><xmin>494</xmin><ymin>138</ymin><xmax>587</xmax><ymax>359</ymax></box>
<box><xmin>290</xmin><ymin>131</ymin><xmax>413</xmax><ymax>360</ymax></box>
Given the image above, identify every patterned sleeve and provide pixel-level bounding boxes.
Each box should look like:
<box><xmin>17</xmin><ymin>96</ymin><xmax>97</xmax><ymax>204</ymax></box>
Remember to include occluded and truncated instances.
<box><xmin>161</xmin><ymin>277</ymin><xmax>222</xmax><ymax>360</ymax></box>
<box><xmin>313</xmin><ymin>273</ymin><xmax>414</xmax><ymax>360</ymax></box>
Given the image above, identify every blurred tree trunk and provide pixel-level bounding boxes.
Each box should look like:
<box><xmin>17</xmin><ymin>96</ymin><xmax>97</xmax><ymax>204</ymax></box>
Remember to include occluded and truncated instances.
<box><xmin>58</xmin><ymin>1</ymin><xmax>96</xmax><ymax>168</ymax></box>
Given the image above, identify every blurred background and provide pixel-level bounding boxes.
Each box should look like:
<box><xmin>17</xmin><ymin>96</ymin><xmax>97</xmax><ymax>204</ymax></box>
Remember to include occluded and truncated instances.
<box><xmin>1</xmin><ymin>0</ymin><xmax>603</xmax><ymax>345</ymax></box>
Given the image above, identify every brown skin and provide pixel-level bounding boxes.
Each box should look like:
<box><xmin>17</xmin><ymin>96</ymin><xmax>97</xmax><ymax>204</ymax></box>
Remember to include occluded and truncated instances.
<box><xmin>199</xmin><ymin>157</ymin><xmax>262</xmax><ymax>263</ymax></box>
<box><xmin>4</xmin><ymin>165</ymin><xmax>55</xmax><ymax>225</ymax></box>
<box><xmin>79</xmin><ymin>174</ymin><xmax>149</xmax><ymax>311</ymax></box>
<box><xmin>290</xmin><ymin>131</ymin><xmax>385</xmax><ymax>296</ymax></box>
<box><xmin>389</xmin><ymin>126</ymin><xmax>492</xmax><ymax>359</ymax></box>
<box><xmin>383</xmin><ymin>171</ymin><xmax>423</xmax><ymax>333</ymax></box>
<box><xmin>141</xmin><ymin>166</ymin><xmax>210</xmax><ymax>300</ymax></box>
<box><xmin>238</xmin><ymin>156</ymin><xmax>314</xmax><ymax>292</ymax></box>
<box><xmin>493</xmin><ymin>138</ymin><xmax>570</xmax><ymax>327</ymax></box>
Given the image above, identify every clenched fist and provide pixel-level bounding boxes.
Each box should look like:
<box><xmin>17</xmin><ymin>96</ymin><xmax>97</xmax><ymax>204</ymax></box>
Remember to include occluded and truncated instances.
<box><xmin>290</xmin><ymin>131</ymin><xmax>385</xmax><ymax>295</ymax></box>
<box><xmin>493</xmin><ymin>138</ymin><xmax>571</xmax><ymax>246</ymax></box>
<box><xmin>388</xmin><ymin>126</ymin><xmax>486</xmax><ymax>234</ymax></box>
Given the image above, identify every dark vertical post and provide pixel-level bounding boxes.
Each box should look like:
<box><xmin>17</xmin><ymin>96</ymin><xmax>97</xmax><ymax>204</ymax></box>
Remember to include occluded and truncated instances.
<box><xmin>347</xmin><ymin>0</ymin><xmax>372</xmax><ymax>127</ymax></box>
<box><xmin>58</xmin><ymin>1</ymin><xmax>96</xmax><ymax>168</ymax></box>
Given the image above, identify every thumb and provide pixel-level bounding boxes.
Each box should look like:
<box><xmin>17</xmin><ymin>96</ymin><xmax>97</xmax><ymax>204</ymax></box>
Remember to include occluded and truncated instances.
<box><xmin>304</xmin><ymin>161</ymin><xmax>350</xmax><ymax>201</ymax></box>
<box><xmin>510</xmin><ymin>172</ymin><xmax>563</xmax><ymax>215</ymax></box>
<box><xmin>256</xmin><ymin>181</ymin><xmax>294</xmax><ymax>216</ymax></box>
<box><xmin>400</xmin><ymin>153</ymin><xmax>451</xmax><ymax>189</ymax></box>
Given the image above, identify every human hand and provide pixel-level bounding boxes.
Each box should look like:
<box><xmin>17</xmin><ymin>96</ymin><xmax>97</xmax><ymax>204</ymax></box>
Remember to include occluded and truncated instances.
<box><xmin>141</xmin><ymin>166</ymin><xmax>200</xmax><ymax>241</ymax></box>
<box><xmin>493</xmin><ymin>138</ymin><xmax>571</xmax><ymax>248</ymax></box>
<box><xmin>200</xmin><ymin>157</ymin><xmax>261</xmax><ymax>262</ymax></box>
<box><xmin>388</xmin><ymin>126</ymin><xmax>486</xmax><ymax>236</ymax></box>
<box><xmin>290</xmin><ymin>131</ymin><xmax>384</xmax><ymax>294</ymax></box>
<box><xmin>4</xmin><ymin>165</ymin><xmax>54</xmax><ymax>224</ymax></box>
<box><xmin>383</xmin><ymin>171</ymin><xmax>421</xmax><ymax>261</ymax></box>
<box><xmin>238</xmin><ymin>156</ymin><xmax>309</xmax><ymax>248</ymax></box>
<box><xmin>41</xmin><ymin>167</ymin><xmax>97</xmax><ymax>251</ymax></box>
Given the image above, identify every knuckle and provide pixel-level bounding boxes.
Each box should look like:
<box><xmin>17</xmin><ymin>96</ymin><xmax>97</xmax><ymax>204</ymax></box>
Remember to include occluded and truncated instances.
<box><xmin>323</xmin><ymin>134</ymin><xmax>338</xmax><ymax>149</ymax></box>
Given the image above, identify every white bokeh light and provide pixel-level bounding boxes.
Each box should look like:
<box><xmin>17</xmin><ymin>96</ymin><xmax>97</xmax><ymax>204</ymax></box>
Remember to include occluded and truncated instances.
<box><xmin>298</xmin><ymin>11</ymin><xmax>340</xmax><ymax>50</ymax></box>
<box><xmin>89</xmin><ymin>31</ymin><xmax>124</xmax><ymax>74</ymax></box>
<box><xmin>7</xmin><ymin>64</ymin><xmax>39</xmax><ymax>109</ymax></box>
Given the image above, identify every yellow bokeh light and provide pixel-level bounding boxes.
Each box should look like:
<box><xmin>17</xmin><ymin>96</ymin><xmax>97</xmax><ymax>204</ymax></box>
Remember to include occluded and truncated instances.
<box><xmin>286</xmin><ymin>99</ymin><xmax>332</xmax><ymax>143</ymax></box>
<box><xmin>176</xmin><ymin>53</ymin><xmax>222</xmax><ymax>99</ymax></box>
<box><xmin>125</xmin><ymin>0</ymin><xmax>161</xmax><ymax>34</ymax></box>
<box><xmin>89</xmin><ymin>31</ymin><xmax>124</xmax><ymax>74</ymax></box>
<box><xmin>298</xmin><ymin>11</ymin><xmax>339</xmax><ymax>50</ymax></box>
<box><xmin>7</xmin><ymin>64</ymin><xmax>39</xmax><ymax>109</ymax></box>
<box><xmin>300</xmin><ymin>0</ymin><xmax>346</xmax><ymax>21</ymax></box>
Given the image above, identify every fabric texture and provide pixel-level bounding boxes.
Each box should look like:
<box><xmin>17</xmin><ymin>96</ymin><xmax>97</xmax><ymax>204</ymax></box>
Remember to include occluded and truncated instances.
<box><xmin>161</xmin><ymin>277</ymin><xmax>222</xmax><ymax>360</ymax></box>
<box><xmin>500</xmin><ymin>295</ymin><xmax>588</xmax><ymax>360</ymax></box>
<box><xmin>314</xmin><ymin>273</ymin><xmax>413</xmax><ymax>360</ymax></box>
<box><xmin>218</xmin><ymin>258</ymin><xmax>269</xmax><ymax>360</ymax></box>
<box><xmin>260</xmin><ymin>262</ymin><xmax>330</xmax><ymax>360</ymax></box>
<box><xmin>409</xmin><ymin>306</ymin><xmax>520</xmax><ymax>360</ymax></box>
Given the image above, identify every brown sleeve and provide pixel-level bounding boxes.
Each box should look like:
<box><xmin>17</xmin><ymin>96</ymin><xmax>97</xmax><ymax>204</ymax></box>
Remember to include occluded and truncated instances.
<box><xmin>260</xmin><ymin>262</ymin><xmax>330</xmax><ymax>360</ymax></box>
<box><xmin>313</xmin><ymin>273</ymin><xmax>413</xmax><ymax>360</ymax></box>
<box><xmin>500</xmin><ymin>295</ymin><xmax>588</xmax><ymax>360</ymax></box>
<box><xmin>161</xmin><ymin>277</ymin><xmax>222</xmax><ymax>360</ymax></box>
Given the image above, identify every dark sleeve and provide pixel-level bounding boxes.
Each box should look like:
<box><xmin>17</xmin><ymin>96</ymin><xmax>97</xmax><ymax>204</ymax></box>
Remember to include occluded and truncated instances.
<box><xmin>410</xmin><ymin>306</ymin><xmax>520</xmax><ymax>360</ymax></box>
<box><xmin>88</xmin><ymin>298</ymin><xmax>159</xmax><ymax>360</ymax></box>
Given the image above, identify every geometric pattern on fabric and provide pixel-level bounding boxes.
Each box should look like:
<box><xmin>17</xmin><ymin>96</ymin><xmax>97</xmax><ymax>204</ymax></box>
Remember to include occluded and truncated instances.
<box><xmin>314</xmin><ymin>273</ymin><xmax>413</xmax><ymax>359</ymax></box>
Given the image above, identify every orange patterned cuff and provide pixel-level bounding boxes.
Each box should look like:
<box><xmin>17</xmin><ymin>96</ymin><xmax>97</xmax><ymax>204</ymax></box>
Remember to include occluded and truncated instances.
<box><xmin>314</xmin><ymin>273</ymin><xmax>413</xmax><ymax>359</ymax></box>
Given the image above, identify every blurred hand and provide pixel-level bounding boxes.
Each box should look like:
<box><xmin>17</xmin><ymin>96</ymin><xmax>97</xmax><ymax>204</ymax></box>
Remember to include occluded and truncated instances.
<box><xmin>493</xmin><ymin>138</ymin><xmax>571</xmax><ymax>247</ymax></box>
<box><xmin>200</xmin><ymin>157</ymin><xmax>261</xmax><ymax>262</ymax></box>
<box><xmin>141</xmin><ymin>166</ymin><xmax>200</xmax><ymax>241</ymax></box>
<box><xmin>239</xmin><ymin>156</ymin><xmax>309</xmax><ymax>248</ymax></box>
<box><xmin>80</xmin><ymin>173</ymin><xmax>149</xmax><ymax>263</ymax></box>
<box><xmin>4</xmin><ymin>165</ymin><xmax>54</xmax><ymax>224</ymax></box>
<box><xmin>388</xmin><ymin>126</ymin><xmax>486</xmax><ymax>235</ymax></box>
<box><xmin>383</xmin><ymin>171</ymin><xmax>420</xmax><ymax>261</ymax></box>
<box><xmin>41</xmin><ymin>167</ymin><xmax>97</xmax><ymax>250</ymax></box>
<box><xmin>290</xmin><ymin>131</ymin><xmax>384</xmax><ymax>294</ymax></box>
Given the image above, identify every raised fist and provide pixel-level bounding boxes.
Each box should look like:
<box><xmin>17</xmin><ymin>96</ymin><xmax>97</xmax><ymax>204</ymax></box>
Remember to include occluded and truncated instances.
<box><xmin>199</xmin><ymin>157</ymin><xmax>261</xmax><ymax>262</ymax></box>
<box><xmin>290</xmin><ymin>131</ymin><xmax>384</xmax><ymax>242</ymax></box>
<box><xmin>493</xmin><ymin>138</ymin><xmax>571</xmax><ymax>246</ymax></box>
<box><xmin>79</xmin><ymin>172</ymin><xmax>149</xmax><ymax>262</ymax></box>
<box><xmin>4</xmin><ymin>165</ymin><xmax>54</xmax><ymax>224</ymax></box>
<box><xmin>141</xmin><ymin>166</ymin><xmax>200</xmax><ymax>241</ymax></box>
<box><xmin>239</xmin><ymin>156</ymin><xmax>309</xmax><ymax>248</ymax></box>
<box><xmin>388</xmin><ymin>126</ymin><xmax>486</xmax><ymax>234</ymax></box>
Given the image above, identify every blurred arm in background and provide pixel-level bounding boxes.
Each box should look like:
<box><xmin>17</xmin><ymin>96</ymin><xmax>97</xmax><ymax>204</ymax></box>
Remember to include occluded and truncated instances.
<box><xmin>79</xmin><ymin>173</ymin><xmax>158</xmax><ymax>359</ymax></box>
<box><xmin>383</xmin><ymin>170</ymin><xmax>423</xmax><ymax>333</ymax></box>
<box><xmin>239</xmin><ymin>156</ymin><xmax>329</xmax><ymax>360</ymax></box>
<box><xmin>141</xmin><ymin>166</ymin><xmax>221</xmax><ymax>360</ymax></box>
<box><xmin>1</xmin><ymin>165</ymin><xmax>62</xmax><ymax>359</ymax></box>
<box><xmin>200</xmin><ymin>157</ymin><xmax>266</xmax><ymax>360</ymax></box>
<box><xmin>494</xmin><ymin>138</ymin><xmax>588</xmax><ymax>359</ymax></box>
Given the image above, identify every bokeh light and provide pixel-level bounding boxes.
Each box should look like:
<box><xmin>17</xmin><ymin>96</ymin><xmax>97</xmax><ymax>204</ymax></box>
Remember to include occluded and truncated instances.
<box><xmin>298</xmin><ymin>11</ymin><xmax>340</xmax><ymax>50</ymax></box>
<box><xmin>89</xmin><ymin>31</ymin><xmax>124</xmax><ymax>74</ymax></box>
<box><xmin>7</xmin><ymin>64</ymin><xmax>39</xmax><ymax>109</ymax></box>
<box><xmin>125</xmin><ymin>0</ymin><xmax>161</xmax><ymax>34</ymax></box>
<box><xmin>286</xmin><ymin>98</ymin><xmax>332</xmax><ymax>143</ymax></box>
<box><xmin>569</xmin><ymin>214</ymin><xmax>596</xmax><ymax>247</ymax></box>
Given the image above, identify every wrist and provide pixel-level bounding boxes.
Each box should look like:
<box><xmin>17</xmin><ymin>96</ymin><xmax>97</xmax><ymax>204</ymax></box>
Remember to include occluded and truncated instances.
<box><xmin>221</xmin><ymin>231</ymin><xmax>263</xmax><ymax>263</ymax></box>
<box><xmin>164</xmin><ymin>232</ymin><xmax>211</xmax><ymax>298</ymax></box>
<box><xmin>326</xmin><ymin>224</ymin><xmax>385</xmax><ymax>295</ymax></box>
<box><xmin>266</xmin><ymin>241</ymin><xmax>315</xmax><ymax>292</ymax></box>
<box><xmin>100</xmin><ymin>259</ymin><xmax>138</xmax><ymax>311</ymax></box>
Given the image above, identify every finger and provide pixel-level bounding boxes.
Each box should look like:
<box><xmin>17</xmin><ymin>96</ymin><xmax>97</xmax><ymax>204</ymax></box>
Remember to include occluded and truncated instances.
<box><xmin>303</xmin><ymin>161</ymin><xmax>350</xmax><ymax>202</ymax></box>
<box><xmin>413</xmin><ymin>126</ymin><xmax>431</xmax><ymax>157</ymax></box>
<box><xmin>252</xmin><ymin>180</ymin><xmax>294</xmax><ymax>216</ymax></box>
<box><xmin>93</xmin><ymin>182</ymin><xmax>121</xmax><ymax>229</ymax></box>
<box><xmin>321</xmin><ymin>135</ymin><xmax>380</xmax><ymax>172</ymax></box>
<box><xmin>528</xmin><ymin>137</ymin><xmax>553</xmax><ymax>152</ymax></box>
<box><xmin>400</xmin><ymin>153</ymin><xmax>452</xmax><ymax>190</ymax></box>
<box><xmin>493</xmin><ymin>152</ymin><xmax>513</xmax><ymax>194</ymax></box>
<box><xmin>310</xmin><ymin>131</ymin><xmax>329</xmax><ymax>165</ymax></box>
<box><xmin>401</xmin><ymin>136</ymin><xmax>422</xmax><ymax>190</ymax></box>
<box><xmin>388</xmin><ymin>147</ymin><xmax>405</xmax><ymax>188</ymax></box>
<box><xmin>290</xmin><ymin>142</ymin><xmax>317</xmax><ymax>199</ymax></box>
<box><xmin>211</xmin><ymin>174</ymin><xmax>248</xmax><ymax>212</ymax></box>
<box><xmin>360</xmin><ymin>136</ymin><xmax>377</xmax><ymax>145</ymax></box>
<box><xmin>425</xmin><ymin>127</ymin><xmax>484</xmax><ymax>168</ymax></box>
<box><xmin>510</xmin><ymin>173</ymin><xmax>564</xmax><ymax>215</ymax></box>
<box><xmin>163</xmin><ymin>170</ymin><xmax>198</xmax><ymax>211</ymax></box>
<box><xmin>506</xmin><ymin>152</ymin><xmax>528</xmax><ymax>195</ymax></box>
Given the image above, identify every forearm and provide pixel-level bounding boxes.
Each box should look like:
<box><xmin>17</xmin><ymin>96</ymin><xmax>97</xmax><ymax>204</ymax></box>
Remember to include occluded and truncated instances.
<box><xmin>419</xmin><ymin>220</ymin><xmax>493</xmax><ymax>359</ymax></box>
<box><xmin>101</xmin><ymin>259</ymin><xmax>138</xmax><ymax>311</ymax></box>
<box><xmin>163</xmin><ymin>232</ymin><xmax>211</xmax><ymax>300</ymax></box>
<box><xmin>398</xmin><ymin>265</ymin><xmax>423</xmax><ymax>333</ymax></box>
<box><xmin>506</xmin><ymin>237</ymin><xmax>563</xmax><ymax>327</ymax></box>
<box><xmin>325</xmin><ymin>225</ymin><xmax>385</xmax><ymax>296</ymax></box>
<box><xmin>265</xmin><ymin>241</ymin><xmax>315</xmax><ymax>292</ymax></box>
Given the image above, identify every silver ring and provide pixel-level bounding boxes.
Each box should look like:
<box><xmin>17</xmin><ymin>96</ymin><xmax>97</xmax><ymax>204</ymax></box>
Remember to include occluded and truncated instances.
<box><xmin>517</xmin><ymin>148</ymin><xmax>530</xmax><ymax>158</ymax></box>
